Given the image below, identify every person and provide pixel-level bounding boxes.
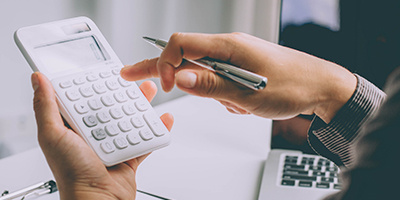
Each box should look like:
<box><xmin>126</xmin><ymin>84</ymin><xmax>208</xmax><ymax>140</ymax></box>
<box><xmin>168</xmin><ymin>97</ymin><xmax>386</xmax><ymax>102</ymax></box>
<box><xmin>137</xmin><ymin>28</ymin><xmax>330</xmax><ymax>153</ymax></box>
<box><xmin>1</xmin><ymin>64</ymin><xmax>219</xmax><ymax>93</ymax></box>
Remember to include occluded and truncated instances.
<box><xmin>33</xmin><ymin>32</ymin><xmax>397</xmax><ymax>199</ymax></box>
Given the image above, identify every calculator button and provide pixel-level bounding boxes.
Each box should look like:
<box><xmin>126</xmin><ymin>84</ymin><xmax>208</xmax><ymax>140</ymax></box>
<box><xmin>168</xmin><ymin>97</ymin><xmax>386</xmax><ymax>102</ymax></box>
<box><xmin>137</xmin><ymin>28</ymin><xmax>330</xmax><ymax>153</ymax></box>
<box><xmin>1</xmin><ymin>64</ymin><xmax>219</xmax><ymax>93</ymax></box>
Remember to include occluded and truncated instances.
<box><xmin>97</xmin><ymin>111</ymin><xmax>111</xmax><ymax>123</ymax></box>
<box><xmin>59</xmin><ymin>80</ymin><xmax>73</xmax><ymax>88</ymax></box>
<box><xmin>131</xmin><ymin>115</ymin><xmax>145</xmax><ymax>128</ymax></box>
<box><xmin>118</xmin><ymin>77</ymin><xmax>132</xmax><ymax>87</ymax></box>
<box><xmin>88</xmin><ymin>99</ymin><xmax>102</xmax><ymax>110</ymax></box>
<box><xmin>83</xmin><ymin>115</ymin><xmax>98</xmax><ymax>127</ymax></box>
<box><xmin>112</xmin><ymin>68</ymin><xmax>120</xmax><ymax>75</ymax></box>
<box><xmin>139</xmin><ymin>128</ymin><xmax>154</xmax><ymax>141</ymax></box>
<box><xmin>100</xmin><ymin>141</ymin><xmax>115</xmax><ymax>154</ymax></box>
<box><xmin>126</xmin><ymin>88</ymin><xmax>140</xmax><ymax>99</ymax></box>
<box><xmin>114</xmin><ymin>137</ymin><xmax>129</xmax><ymax>149</ymax></box>
<box><xmin>79</xmin><ymin>86</ymin><xmax>95</xmax><ymax>97</ymax></box>
<box><xmin>74</xmin><ymin>102</ymin><xmax>89</xmax><ymax>114</ymax></box>
<box><xmin>114</xmin><ymin>91</ymin><xmax>128</xmax><ymax>103</ymax></box>
<box><xmin>109</xmin><ymin>107</ymin><xmax>124</xmax><ymax>119</ymax></box>
<box><xmin>105</xmin><ymin>79</ymin><xmax>120</xmax><ymax>91</ymax></box>
<box><xmin>92</xmin><ymin>82</ymin><xmax>107</xmax><ymax>94</ymax></box>
<box><xmin>144</xmin><ymin>112</ymin><xmax>166</xmax><ymax>137</ymax></box>
<box><xmin>92</xmin><ymin>128</ymin><xmax>107</xmax><ymax>140</ymax></box>
<box><xmin>127</xmin><ymin>132</ymin><xmax>141</xmax><ymax>145</ymax></box>
<box><xmin>122</xmin><ymin>104</ymin><xmax>136</xmax><ymax>115</ymax></box>
<box><xmin>66</xmin><ymin>90</ymin><xmax>80</xmax><ymax>101</ymax></box>
<box><xmin>135</xmin><ymin>99</ymin><xmax>149</xmax><ymax>111</ymax></box>
<box><xmin>118</xmin><ymin>120</ymin><xmax>133</xmax><ymax>132</ymax></box>
<box><xmin>101</xmin><ymin>96</ymin><xmax>115</xmax><ymax>107</ymax></box>
<box><xmin>87</xmin><ymin>74</ymin><xmax>99</xmax><ymax>82</ymax></box>
<box><xmin>105</xmin><ymin>124</ymin><xmax>120</xmax><ymax>136</ymax></box>
<box><xmin>99</xmin><ymin>71</ymin><xmax>112</xmax><ymax>78</ymax></box>
<box><xmin>73</xmin><ymin>76</ymin><xmax>86</xmax><ymax>85</ymax></box>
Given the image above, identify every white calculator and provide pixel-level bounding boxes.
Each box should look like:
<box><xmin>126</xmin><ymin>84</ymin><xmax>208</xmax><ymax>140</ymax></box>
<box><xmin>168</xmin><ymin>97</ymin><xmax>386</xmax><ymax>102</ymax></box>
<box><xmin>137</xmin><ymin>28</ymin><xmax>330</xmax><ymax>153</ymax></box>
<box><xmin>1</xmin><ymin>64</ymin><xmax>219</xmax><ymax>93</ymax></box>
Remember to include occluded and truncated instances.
<box><xmin>14</xmin><ymin>16</ymin><xmax>171</xmax><ymax>166</ymax></box>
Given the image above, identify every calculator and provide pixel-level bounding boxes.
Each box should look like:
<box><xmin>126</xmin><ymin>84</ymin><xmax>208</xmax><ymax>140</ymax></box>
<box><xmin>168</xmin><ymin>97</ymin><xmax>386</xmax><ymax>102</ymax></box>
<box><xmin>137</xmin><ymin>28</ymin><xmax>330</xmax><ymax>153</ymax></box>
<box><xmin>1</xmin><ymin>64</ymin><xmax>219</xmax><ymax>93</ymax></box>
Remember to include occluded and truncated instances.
<box><xmin>14</xmin><ymin>17</ymin><xmax>171</xmax><ymax>166</ymax></box>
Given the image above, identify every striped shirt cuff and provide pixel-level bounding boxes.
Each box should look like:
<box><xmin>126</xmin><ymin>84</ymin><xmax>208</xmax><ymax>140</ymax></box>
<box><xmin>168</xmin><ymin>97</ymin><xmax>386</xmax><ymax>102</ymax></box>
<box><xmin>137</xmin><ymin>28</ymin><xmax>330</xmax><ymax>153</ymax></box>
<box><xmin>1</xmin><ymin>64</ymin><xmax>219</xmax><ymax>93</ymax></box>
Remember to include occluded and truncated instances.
<box><xmin>308</xmin><ymin>74</ymin><xmax>386</xmax><ymax>167</ymax></box>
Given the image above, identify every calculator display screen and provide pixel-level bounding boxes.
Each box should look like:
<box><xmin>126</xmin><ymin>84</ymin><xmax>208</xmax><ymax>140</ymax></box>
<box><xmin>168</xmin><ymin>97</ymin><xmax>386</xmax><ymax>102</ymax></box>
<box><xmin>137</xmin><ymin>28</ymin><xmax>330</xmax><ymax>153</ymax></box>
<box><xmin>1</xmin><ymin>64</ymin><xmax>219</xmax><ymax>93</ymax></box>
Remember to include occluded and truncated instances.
<box><xmin>35</xmin><ymin>36</ymin><xmax>106</xmax><ymax>75</ymax></box>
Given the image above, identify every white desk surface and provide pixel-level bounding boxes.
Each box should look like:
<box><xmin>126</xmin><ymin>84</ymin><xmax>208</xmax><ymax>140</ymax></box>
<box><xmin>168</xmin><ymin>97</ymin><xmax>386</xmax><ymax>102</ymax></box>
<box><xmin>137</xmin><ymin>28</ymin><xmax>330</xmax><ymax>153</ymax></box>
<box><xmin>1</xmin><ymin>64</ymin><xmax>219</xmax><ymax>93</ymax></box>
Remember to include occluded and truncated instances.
<box><xmin>0</xmin><ymin>95</ymin><xmax>272</xmax><ymax>200</ymax></box>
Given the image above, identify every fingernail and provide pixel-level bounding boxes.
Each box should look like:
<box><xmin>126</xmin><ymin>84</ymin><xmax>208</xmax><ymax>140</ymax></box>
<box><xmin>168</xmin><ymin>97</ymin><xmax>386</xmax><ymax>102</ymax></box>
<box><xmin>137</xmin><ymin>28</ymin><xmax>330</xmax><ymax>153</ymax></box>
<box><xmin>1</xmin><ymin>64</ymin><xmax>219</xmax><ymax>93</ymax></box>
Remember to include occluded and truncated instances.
<box><xmin>121</xmin><ymin>65</ymin><xmax>131</xmax><ymax>72</ymax></box>
<box><xmin>31</xmin><ymin>72</ymin><xmax>39</xmax><ymax>91</ymax></box>
<box><xmin>176</xmin><ymin>71</ymin><xmax>197</xmax><ymax>89</ymax></box>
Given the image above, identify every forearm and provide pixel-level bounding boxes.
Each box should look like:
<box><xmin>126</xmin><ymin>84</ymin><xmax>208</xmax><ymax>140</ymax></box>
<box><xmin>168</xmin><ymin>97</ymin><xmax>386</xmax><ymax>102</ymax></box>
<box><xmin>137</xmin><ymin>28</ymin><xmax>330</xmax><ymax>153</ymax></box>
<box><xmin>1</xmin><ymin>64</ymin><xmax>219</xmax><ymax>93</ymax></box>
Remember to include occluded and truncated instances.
<box><xmin>308</xmin><ymin>74</ymin><xmax>386</xmax><ymax>167</ymax></box>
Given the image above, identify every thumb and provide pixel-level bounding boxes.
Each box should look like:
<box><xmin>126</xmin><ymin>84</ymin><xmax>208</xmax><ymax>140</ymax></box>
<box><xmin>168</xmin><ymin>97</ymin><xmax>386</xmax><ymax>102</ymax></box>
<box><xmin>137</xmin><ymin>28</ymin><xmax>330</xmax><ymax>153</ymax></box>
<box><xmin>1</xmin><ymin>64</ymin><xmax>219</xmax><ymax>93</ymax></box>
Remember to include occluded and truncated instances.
<box><xmin>175</xmin><ymin>69</ymin><xmax>243</xmax><ymax>99</ymax></box>
<box><xmin>31</xmin><ymin>72</ymin><xmax>66</xmax><ymax>144</ymax></box>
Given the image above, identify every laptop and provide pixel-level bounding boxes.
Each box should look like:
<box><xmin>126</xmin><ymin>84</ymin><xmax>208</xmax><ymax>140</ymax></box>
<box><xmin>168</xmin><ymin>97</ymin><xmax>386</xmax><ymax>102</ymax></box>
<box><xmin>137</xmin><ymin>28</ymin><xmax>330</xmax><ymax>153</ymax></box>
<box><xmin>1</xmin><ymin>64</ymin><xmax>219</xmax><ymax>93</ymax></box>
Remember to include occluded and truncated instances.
<box><xmin>258</xmin><ymin>1</ymin><xmax>342</xmax><ymax>198</ymax></box>
<box><xmin>258</xmin><ymin>148</ymin><xmax>341</xmax><ymax>199</ymax></box>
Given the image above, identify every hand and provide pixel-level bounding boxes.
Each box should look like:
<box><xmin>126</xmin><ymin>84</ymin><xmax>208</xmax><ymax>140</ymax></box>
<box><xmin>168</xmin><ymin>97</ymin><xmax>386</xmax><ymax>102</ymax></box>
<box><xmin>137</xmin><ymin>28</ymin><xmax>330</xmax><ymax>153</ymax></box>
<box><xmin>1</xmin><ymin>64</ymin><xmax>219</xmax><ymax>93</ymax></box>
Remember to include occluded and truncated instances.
<box><xmin>121</xmin><ymin>32</ymin><xmax>357</xmax><ymax>123</ymax></box>
<box><xmin>272</xmin><ymin>117</ymin><xmax>311</xmax><ymax>146</ymax></box>
<box><xmin>31</xmin><ymin>72</ymin><xmax>174</xmax><ymax>200</ymax></box>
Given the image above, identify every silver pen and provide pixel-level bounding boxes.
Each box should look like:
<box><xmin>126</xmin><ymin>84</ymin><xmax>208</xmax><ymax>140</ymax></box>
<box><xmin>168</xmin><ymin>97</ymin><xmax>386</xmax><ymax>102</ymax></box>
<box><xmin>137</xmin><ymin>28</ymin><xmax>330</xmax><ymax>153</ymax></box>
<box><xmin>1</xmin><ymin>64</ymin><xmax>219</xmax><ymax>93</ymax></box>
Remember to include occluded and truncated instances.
<box><xmin>0</xmin><ymin>180</ymin><xmax>57</xmax><ymax>200</ymax></box>
<box><xmin>143</xmin><ymin>36</ymin><xmax>268</xmax><ymax>90</ymax></box>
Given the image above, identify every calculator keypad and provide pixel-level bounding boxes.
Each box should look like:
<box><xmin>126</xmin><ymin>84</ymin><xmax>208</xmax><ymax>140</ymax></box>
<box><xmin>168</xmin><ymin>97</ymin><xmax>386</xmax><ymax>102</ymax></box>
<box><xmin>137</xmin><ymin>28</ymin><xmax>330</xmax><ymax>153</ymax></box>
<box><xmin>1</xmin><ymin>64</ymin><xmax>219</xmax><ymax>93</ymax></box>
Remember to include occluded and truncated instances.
<box><xmin>92</xmin><ymin>128</ymin><xmax>107</xmax><ymax>140</ymax></box>
<box><xmin>59</xmin><ymin>80</ymin><xmax>73</xmax><ymax>88</ymax></box>
<box><xmin>101</xmin><ymin>142</ymin><xmax>115</xmax><ymax>153</ymax></box>
<box><xmin>93</xmin><ymin>82</ymin><xmax>107</xmax><ymax>94</ymax></box>
<box><xmin>127</xmin><ymin>132</ymin><xmax>141</xmax><ymax>145</ymax></box>
<box><xmin>83</xmin><ymin>115</ymin><xmax>98</xmax><ymax>127</ymax></box>
<box><xmin>74</xmin><ymin>102</ymin><xmax>89</xmax><ymax>114</ymax></box>
<box><xmin>66</xmin><ymin>90</ymin><xmax>80</xmax><ymax>101</ymax></box>
<box><xmin>53</xmin><ymin>67</ymin><xmax>169</xmax><ymax>161</ymax></box>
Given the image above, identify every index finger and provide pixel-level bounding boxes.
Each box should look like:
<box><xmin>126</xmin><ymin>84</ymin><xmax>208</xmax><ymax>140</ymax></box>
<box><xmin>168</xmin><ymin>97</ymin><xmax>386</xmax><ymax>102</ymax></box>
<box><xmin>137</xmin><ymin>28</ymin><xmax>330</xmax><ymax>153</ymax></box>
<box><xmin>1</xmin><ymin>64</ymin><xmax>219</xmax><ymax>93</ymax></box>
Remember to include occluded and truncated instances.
<box><xmin>121</xmin><ymin>33</ymin><xmax>237</xmax><ymax>91</ymax></box>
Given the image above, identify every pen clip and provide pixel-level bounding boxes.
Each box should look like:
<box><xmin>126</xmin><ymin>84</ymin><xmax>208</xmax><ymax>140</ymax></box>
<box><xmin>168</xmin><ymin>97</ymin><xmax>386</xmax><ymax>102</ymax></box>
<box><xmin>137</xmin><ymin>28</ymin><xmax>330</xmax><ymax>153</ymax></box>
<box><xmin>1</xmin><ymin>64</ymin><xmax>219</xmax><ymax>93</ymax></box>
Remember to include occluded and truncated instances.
<box><xmin>199</xmin><ymin>60</ymin><xmax>267</xmax><ymax>90</ymax></box>
<box><xmin>215</xmin><ymin>69</ymin><xmax>267</xmax><ymax>90</ymax></box>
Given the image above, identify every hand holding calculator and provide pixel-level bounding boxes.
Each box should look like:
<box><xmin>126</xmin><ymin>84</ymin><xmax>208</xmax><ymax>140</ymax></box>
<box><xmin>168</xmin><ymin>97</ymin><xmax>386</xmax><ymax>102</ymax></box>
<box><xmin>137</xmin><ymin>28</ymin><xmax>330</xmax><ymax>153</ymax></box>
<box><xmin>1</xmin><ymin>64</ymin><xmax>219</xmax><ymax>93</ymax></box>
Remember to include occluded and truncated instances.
<box><xmin>15</xmin><ymin>17</ymin><xmax>171</xmax><ymax>166</ymax></box>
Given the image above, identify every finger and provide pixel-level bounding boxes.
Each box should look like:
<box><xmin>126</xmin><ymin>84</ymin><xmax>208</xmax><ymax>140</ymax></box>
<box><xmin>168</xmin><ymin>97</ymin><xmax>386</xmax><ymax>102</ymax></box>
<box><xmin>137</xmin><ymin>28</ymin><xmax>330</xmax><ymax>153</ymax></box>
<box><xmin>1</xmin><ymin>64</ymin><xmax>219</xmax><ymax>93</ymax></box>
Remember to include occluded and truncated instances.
<box><xmin>225</xmin><ymin>107</ymin><xmax>241</xmax><ymax>114</ymax></box>
<box><xmin>121</xmin><ymin>57</ymin><xmax>202</xmax><ymax>82</ymax></box>
<box><xmin>175</xmin><ymin>69</ymin><xmax>250</xmax><ymax>100</ymax></box>
<box><xmin>160</xmin><ymin>112</ymin><xmax>174</xmax><ymax>131</ymax></box>
<box><xmin>121</xmin><ymin>58</ymin><xmax>160</xmax><ymax>81</ymax></box>
<box><xmin>219</xmin><ymin>100</ymin><xmax>251</xmax><ymax>114</ymax></box>
<box><xmin>157</xmin><ymin>32</ymin><xmax>236</xmax><ymax>92</ymax></box>
<box><xmin>139</xmin><ymin>80</ymin><xmax>158</xmax><ymax>102</ymax></box>
<box><xmin>162</xmin><ymin>33</ymin><xmax>234</xmax><ymax>61</ymax></box>
<box><xmin>219</xmin><ymin>100</ymin><xmax>240</xmax><ymax>114</ymax></box>
<box><xmin>31</xmin><ymin>72</ymin><xmax>66</xmax><ymax>143</ymax></box>
<box><xmin>156</xmin><ymin>59</ymin><xmax>176</xmax><ymax>92</ymax></box>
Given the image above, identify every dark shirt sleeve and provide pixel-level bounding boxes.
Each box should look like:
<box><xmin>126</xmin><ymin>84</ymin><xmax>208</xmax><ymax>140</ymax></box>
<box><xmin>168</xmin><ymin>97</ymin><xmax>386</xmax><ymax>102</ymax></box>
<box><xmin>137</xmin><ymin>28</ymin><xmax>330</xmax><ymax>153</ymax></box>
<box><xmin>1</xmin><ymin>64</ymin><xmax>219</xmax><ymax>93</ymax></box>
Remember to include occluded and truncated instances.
<box><xmin>326</xmin><ymin>67</ymin><xmax>400</xmax><ymax>199</ymax></box>
<box><xmin>308</xmin><ymin>74</ymin><xmax>386</xmax><ymax>168</ymax></box>
<box><xmin>308</xmin><ymin>67</ymin><xmax>400</xmax><ymax>199</ymax></box>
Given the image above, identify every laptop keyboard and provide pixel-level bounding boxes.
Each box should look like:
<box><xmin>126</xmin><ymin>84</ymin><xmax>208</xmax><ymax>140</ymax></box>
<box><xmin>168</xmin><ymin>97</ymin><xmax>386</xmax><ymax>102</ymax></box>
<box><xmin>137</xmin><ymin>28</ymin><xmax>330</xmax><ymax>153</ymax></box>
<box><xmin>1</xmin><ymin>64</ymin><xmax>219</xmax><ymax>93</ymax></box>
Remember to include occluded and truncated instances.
<box><xmin>279</xmin><ymin>154</ymin><xmax>342</xmax><ymax>190</ymax></box>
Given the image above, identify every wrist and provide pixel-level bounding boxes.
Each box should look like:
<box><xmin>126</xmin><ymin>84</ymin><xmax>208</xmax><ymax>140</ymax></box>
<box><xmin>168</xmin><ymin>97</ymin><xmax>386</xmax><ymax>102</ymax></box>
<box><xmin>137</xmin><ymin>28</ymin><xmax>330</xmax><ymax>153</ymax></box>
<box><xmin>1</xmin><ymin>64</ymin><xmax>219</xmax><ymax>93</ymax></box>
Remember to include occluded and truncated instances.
<box><xmin>57</xmin><ymin>181</ymin><xmax>120</xmax><ymax>200</ymax></box>
<box><xmin>60</xmin><ymin>191</ymin><xmax>117</xmax><ymax>200</ymax></box>
<box><xmin>314</xmin><ymin>64</ymin><xmax>357</xmax><ymax>123</ymax></box>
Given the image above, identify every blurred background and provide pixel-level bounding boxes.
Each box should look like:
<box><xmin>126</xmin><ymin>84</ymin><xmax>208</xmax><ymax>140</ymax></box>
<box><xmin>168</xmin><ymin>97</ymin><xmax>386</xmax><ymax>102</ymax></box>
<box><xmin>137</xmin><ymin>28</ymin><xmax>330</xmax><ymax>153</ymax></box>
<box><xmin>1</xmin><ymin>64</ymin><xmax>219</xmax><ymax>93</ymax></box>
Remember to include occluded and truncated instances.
<box><xmin>0</xmin><ymin>0</ymin><xmax>280</xmax><ymax>158</ymax></box>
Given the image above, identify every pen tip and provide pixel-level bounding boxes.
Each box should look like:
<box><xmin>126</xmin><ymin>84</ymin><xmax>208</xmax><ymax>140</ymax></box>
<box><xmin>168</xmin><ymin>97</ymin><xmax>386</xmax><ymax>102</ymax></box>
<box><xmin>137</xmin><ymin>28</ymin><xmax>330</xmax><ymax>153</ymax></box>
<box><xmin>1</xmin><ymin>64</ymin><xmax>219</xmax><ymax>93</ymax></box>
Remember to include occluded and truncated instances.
<box><xmin>143</xmin><ymin>36</ymin><xmax>156</xmax><ymax>43</ymax></box>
